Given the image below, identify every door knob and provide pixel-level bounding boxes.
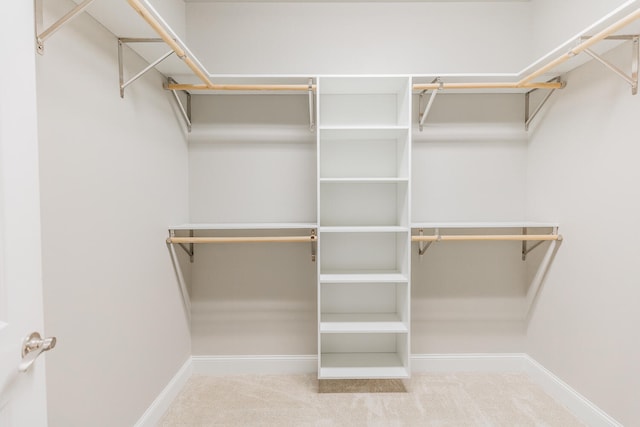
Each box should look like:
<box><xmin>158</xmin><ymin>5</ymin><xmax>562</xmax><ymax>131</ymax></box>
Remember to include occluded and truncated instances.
<box><xmin>19</xmin><ymin>332</ymin><xmax>57</xmax><ymax>373</ymax></box>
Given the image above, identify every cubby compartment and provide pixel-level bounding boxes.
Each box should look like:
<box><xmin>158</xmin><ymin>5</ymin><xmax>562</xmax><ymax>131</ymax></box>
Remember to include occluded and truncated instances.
<box><xmin>319</xmin><ymin>231</ymin><xmax>410</xmax><ymax>276</ymax></box>
<box><xmin>319</xmin><ymin>129</ymin><xmax>409</xmax><ymax>179</ymax></box>
<box><xmin>319</xmin><ymin>333</ymin><xmax>409</xmax><ymax>379</ymax></box>
<box><xmin>320</xmin><ymin>182</ymin><xmax>408</xmax><ymax>227</ymax></box>
<box><xmin>320</xmin><ymin>282</ymin><xmax>409</xmax><ymax>333</ymax></box>
<box><xmin>318</xmin><ymin>77</ymin><xmax>411</xmax><ymax>128</ymax></box>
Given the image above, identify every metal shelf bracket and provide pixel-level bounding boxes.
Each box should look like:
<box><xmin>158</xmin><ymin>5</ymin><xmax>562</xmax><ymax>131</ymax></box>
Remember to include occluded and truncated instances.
<box><xmin>418</xmin><ymin>78</ymin><xmax>442</xmax><ymax>131</ymax></box>
<box><xmin>525</xmin><ymin>76</ymin><xmax>565</xmax><ymax>131</ymax></box>
<box><xmin>582</xmin><ymin>35</ymin><xmax>639</xmax><ymax>95</ymax></box>
<box><xmin>521</xmin><ymin>227</ymin><xmax>560</xmax><ymax>261</ymax></box>
<box><xmin>165</xmin><ymin>77</ymin><xmax>192</xmax><ymax>133</ymax></box>
<box><xmin>35</xmin><ymin>0</ymin><xmax>96</xmax><ymax>55</ymax></box>
<box><xmin>118</xmin><ymin>38</ymin><xmax>175</xmax><ymax>98</ymax></box>
<box><xmin>417</xmin><ymin>228</ymin><xmax>436</xmax><ymax>256</ymax></box>
<box><xmin>169</xmin><ymin>230</ymin><xmax>194</xmax><ymax>263</ymax></box>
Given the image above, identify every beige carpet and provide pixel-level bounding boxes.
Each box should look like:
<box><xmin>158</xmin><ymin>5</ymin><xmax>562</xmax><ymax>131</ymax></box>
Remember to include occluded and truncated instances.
<box><xmin>160</xmin><ymin>373</ymin><xmax>585</xmax><ymax>426</ymax></box>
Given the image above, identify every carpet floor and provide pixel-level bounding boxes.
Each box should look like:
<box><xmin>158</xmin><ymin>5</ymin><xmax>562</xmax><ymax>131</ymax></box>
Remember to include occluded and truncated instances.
<box><xmin>160</xmin><ymin>373</ymin><xmax>585</xmax><ymax>426</ymax></box>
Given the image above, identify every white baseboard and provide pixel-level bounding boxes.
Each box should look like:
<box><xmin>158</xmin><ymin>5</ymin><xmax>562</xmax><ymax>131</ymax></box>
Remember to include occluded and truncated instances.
<box><xmin>192</xmin><ymin>354</ymin><xmax>317</xmax><ymax>375</ymax></box>
<box><xmin>523</xmin><ymin>355</ymin><xmax>623</xmax><ymax>427</ymax></box>
<box><xmin>190</xmin><ymin>353</ymin><xmax>526</xmax><ymax>376</ymax></box>
<box><xmin>134</xmin><ymin>358</ymin><xmax>193</xmax><ymax>427</ymax></box>
<box><xmin>139</xmin><ymin>353</ymin><xmax>621</xmax><ymax>427</ymax></box>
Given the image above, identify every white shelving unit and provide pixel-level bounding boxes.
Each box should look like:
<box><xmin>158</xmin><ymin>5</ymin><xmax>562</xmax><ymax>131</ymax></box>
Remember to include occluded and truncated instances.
<box><xmin>317</xmin><ymin>76</ymin><xmax>412</xmax><ymax>379</ymax></box>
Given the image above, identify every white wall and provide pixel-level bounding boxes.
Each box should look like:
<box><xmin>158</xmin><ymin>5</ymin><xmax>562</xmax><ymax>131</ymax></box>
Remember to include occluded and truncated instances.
<box><xmin>189</xmin><ymin>95</ymin><xmax>316</xmax><ymax>224</ymax></box>
<box><xmin>412</xmin><ymin>94</ymin><xmax>527</xmax><ymax>222</ymax></box>
<box><xmin>186</xmin><ymin>2</ymin><xmax>531</xmax><ymax>74</ymax></box>
<box><xmin>36</xmin><ymin>1</ymin><xmax>190</xmax><ymax>425</ymax></box>
<box><xmin>188</xmin><ymin>94</ymin><xmax>316</xmax><ymax>355</ymax></box>
<box><xmin>525</xmin><ymin>41</ymin><xmax>640</xmax><ymax>426</ymax></box>
<box><xmin>412</xmin><ymin>93</ymin><xmax>529</xmax><ymax>353</ymax></box>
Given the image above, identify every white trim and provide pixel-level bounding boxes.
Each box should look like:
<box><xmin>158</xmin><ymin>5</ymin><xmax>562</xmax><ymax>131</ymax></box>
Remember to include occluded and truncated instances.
<box><xmin>192</xmin><ymin>355</ymin><xmax>318</xmax><ymax>375</ymax></box>
<box><xmin>139</xmin><ymin>354</ymin><xmax>622</xmax><ymax>427</ymax></box>
<box><xmin>134</xmin><ymin>358</ymin><xmax>193</xmax><ymax>427</ymax></box>
<box><xmin>523</xmin><ymin>355</ymin><xmax>623</xmax><ymax>427</ymax></box>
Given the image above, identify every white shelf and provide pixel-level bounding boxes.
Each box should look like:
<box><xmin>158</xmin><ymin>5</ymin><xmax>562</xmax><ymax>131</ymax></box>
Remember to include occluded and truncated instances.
<box><xmin>320</xmin><ymin>314</ymin><xmax>408</xmax><ymax>333</ymax></box>
<box><xmin>319</xmin><ymin>353</ymin><xmax>409</xmax><ymax>379</ymax></box>
<box><xmin>318</xmin><ymin>125</ymin><xmax>410</xmax><ymax>131</ymax></box>
<box><xmin>411</xmin><ymin>222</ymin><xmax>558</xmax><ymax>229</ymax></box>
<box><xmin>169</xmin><ymin>222</ymin><xmax>318</xmax><ymax>231</ymax></box>
<box><xmin>320</xmin><ymin>272</ymin><xmax>409</xmax><ymax>284</ymax></box>
<box><xmin>319</xmin><ymin>127</ymin><xmax>409</xmax><ymax>137</ymax></box>
<box><xmin>320</xmin><ymin>226</ymin><xmax>409</xmax><ymax>233</ymax></box>
<box><xmin>320</xmin><ymin>178</ymin><xmax>409</xmax><ymax>184</ymax></box>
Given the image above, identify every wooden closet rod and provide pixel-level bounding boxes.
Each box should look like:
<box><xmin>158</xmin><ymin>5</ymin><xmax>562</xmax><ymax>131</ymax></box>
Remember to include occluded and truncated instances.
<box><xmin>412</xmin><ymin>234</ymin><xmax>561</xmax><ymax>242</ymax></box>
<box><xmin>127</xmin><ymin>0</ymin><xmax>215</xmax><ymax>88</ymax></box>
<box><xmin>167</xmin><ymin>236</ymin><xmax>316</xmax><ymax>244</ymax></box>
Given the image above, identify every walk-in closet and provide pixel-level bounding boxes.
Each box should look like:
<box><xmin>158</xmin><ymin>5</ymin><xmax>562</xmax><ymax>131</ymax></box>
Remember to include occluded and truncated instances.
<box><xmin>2</xmin><ymin>0</ymin><xmax>639</xmax><ymax>426</ymax></box>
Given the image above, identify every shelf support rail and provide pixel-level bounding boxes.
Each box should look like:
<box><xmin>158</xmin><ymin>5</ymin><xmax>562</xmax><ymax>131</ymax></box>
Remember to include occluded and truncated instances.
<box><xmin>118</xmin><ymin>38</ymin><xmax>175</xmax><ymax>98</ymax></box>
<box><xmin>310</xmin><ymin>229</ymin><xmax>317</xmax><ymax>262</ymax></box>
<box><xmin>166</xmin><ymin>77</ymin><xmax>192</xmax><ymax>133</ymax></box>
<box><xmin>418</xmin><ymin>78</ymin><xmax>442</xmax><ymax>131</ymax></box>
<box><xmin>308</xmin><ymin>79</ymin><xmax>316</xmax><ymax>132</ymax></box>
<box><xmin>582</xmin><ymin>35</ymin><xmax>639</xmax><ymax>95</ymax></box>
<box><xmin>35</xmin><ymin>0</ymin><xmax>96</xmax><ymax>55</ymax></box>
<box><xmin>525</xmin><ymin>77</ymin><xmax>565</xmax><ymax>131</ymax></box>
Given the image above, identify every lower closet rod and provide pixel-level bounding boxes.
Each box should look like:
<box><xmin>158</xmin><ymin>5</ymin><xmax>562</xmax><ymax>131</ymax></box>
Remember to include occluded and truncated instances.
<box><xmin>167</xmin><ymin>236</ymin><xmax>316</xmax><ymax>244</ymax></box>
<box><xmin>412</xmin><ymin>234</ymin><xmax>561</xmax><ymax>242</ymax></box>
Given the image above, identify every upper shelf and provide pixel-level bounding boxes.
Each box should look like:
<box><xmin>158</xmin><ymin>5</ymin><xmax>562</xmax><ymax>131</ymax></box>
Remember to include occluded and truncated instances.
<box><xmin>169</xmin><ymin>223</ymin><xmax>318</xmax><ymax>231</ymax></box>
<box><xmin>67</xmin><ymin>0</ymin><xmax>640</xmax><ymax>94</ymax></box>
<box><xmin>411</xmin><ymin>222</ymin><xmax>559</xmax><ymax>230</ymax></box>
